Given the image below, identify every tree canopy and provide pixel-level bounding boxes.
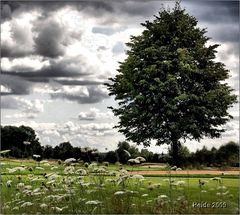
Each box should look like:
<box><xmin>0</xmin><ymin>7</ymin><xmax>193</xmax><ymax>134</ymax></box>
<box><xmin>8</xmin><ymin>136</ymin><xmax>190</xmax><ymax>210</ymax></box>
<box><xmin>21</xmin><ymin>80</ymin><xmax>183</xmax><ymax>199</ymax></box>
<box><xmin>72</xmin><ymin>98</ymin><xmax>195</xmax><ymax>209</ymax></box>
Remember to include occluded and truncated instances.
<box><xmin>106</xmin><ymin>3</ymin><xmax>237</xmax><ymax>165</ymax></box>
<box><xmin>1</xmin><ymin>125</ymin><xmax>41</xmax><ymax>157</ymax></box>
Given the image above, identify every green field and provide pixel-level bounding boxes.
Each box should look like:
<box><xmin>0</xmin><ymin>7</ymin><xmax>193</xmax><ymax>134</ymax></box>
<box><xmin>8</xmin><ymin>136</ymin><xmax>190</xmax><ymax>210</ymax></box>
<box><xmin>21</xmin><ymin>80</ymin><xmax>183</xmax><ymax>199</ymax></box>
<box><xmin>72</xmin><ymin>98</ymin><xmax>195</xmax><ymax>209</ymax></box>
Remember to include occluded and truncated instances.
<box><xmin>1</xmin><ymin>159</ymin><xmax>239</xmax><ymax>214</ymax></box>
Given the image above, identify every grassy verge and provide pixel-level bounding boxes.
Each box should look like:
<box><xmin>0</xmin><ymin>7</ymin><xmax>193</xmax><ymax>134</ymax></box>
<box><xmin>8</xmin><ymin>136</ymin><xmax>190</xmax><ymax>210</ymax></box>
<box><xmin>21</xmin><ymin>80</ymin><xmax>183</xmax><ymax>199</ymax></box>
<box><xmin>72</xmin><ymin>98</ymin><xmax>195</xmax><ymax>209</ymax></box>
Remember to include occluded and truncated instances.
<box><xmin>1</xmin><ymin>159</ymin><xmax>239</xmax><ymax>214</ymax></box>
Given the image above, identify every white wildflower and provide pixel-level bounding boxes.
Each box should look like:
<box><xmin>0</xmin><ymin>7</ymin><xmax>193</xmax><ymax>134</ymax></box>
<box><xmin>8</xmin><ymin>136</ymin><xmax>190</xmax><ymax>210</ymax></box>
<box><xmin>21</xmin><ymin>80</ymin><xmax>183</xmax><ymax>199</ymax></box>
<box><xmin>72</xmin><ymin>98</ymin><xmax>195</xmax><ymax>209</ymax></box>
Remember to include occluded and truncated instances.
<box><xmin>170</xmin><ymin>166</ymin><xmax>177</xmax><ymax>170</ymax></box>
<box><xmin>8</xmin><ymin>167</ymin><xmax>25</xmax><ymax>173</ymax></box>
<box><xmin>154</xmin><ymin>183</ymin><xmax>161</xmax><ymax>188</ymax></box>
<box><xmin>56</xmin><ymin>206</ymin><xmax>67</xmax><ymax>212</ymax></box>
<box><xmin>135</xmin><ymin>156</ymin><xmax>146</xmax><ymax>162</ymax></box>
<box><xmin>86</xmin><ymin>200</ymin><xmax>102</xmax><ymax>205</ymax></box>
<box><xmin>158</xmin><ymin>195</ymin><xmax>168</xmax><ymax>199</ymax></box>
<box><xmin>17</xmin><ymin>183</ymin><xmax>25</xmax><ymax>189</ymax></box>
<box><xmin>32</xmin><ymin>192</ymin><xmax>44</xmax><ymax>196</ymax></box>
<box><xmin>40</xmin><ymin>203</ymin><xmax>48</xmax><ymax>209</ymax></box>
<box><xmin>33</xmin><ymin>154</ymin><xmax>41</xmax><ymax>159</ymax></box>
<box><xmin>46</xmin><ymin>180</ymin><xmax>56</xmax><ymax>185</ymax></box>
<box><xmin>76</xmin><ymin>168</ymin><xmax>88</xmax><ymax>175</ymax></box>
<box><xmin>142</xmin><ymin>194</ymin><xmax>149</xmax><ymax>197</ymax></box>
<box><xmin>128</xmin><ymin>158</ymin><xmax>140</xmax><ymax>164</ymax></box>
<box><xmin>40</xmin><ymin>160</ymin><xmax>48</xmax><ymax>163</ymax></box>
<box><xmin>88</xmin><ymin>163</ymin><xmax>98</xmax><ymax>169</ymax></box>
<box><xmin>126</xmin><ymin>190</ymin><xmax>139</xmax><ymax>194</ymax></box>
<box><xmin>24</xmin><ymin>185</ymin><xmax>32</xmax><ymax>190</ymax></box>
<box><xmin>51</xmin><ymin>166</ymin><xmax>58</xmax><ymax>170</ymax></box>
<box><xmin>118</xmin><ymin>169</ymin><xmax>129</xmax><ymax>176</ymax></box>
<box><xmin>217</xmin><ymin>185</ymin><xmax>227</xmax><ymax>190</ymax></box>
<box><xmin>16</xmin><ymin>200</ymin><xmax>25</xmax><ymax>205</ymax></box>
<box><xmin>22</xmin><ymin>190</ymin><xmax>32</xmax><ymax>195</ymax></box>
<box><xmin>109</xmin><ymin>171</ymin><xmax>117</xmax><ymax>176</ymax></box>
<box><xmin>64</xmin><ymin>158</ymin><xmax>76</xmax><ymax>164</ymax></box>
<box><xmin>64</xmin><ymin>166</ymin><xmax>75</xmax><ymax>174</ymax></box>
<box><xmin>114</xmin><ymin>191</ymin><xmax>125</xmax><ymax>195</ymax></box>
<box><xmin>48</xmin><ymin>173</ymin><xmax>58</xmax><ymax>180</ymax></box>
<box><xmin>6</xmin><ymin>180</ymin><xmax>12</xmax><ymax>187</ymax></box>
<box><xmin>21</xmin><ymin>202</ymin><xmax>33</xmax><ymax>207</ymax></box>
<box><xmin>81</xmin><ymin>182</ymin><xmax>91</xmax><ymax>187</ymax></box>
<box><xmin>32</xmin><ymin>177</ymin><xmax>41</xmax><ymax>182</ymax></box>
<box><xmin>13</xmin><ymin>206</ymin><xmax>19</xmax><ymax>210</ymax></box>
<box><xmin>96</xmin><ymin>167</ymin><xmax>108</xmax><ymax>173</ymax></box>
<box><xmin>174</xmin><ymin>180</ymin><xmax>186</xmax><ymax>186</ymax></box>
<box><xmin>163</xmin><ymin>178</ymin><xmax>174</xmax><ymax>183</ymax></box>
<box><xmin>211</xmin><ymin>177</ymin><xmax>221</xmax><ymax>181</ymax></box>
<box><xmin>35</xmin><ymin>167</ymin><xmax>44</xmax><ymax>170</ymax></box>
<box><xmin>51</xmin><ymin>206</ymin><xmax>68</xmax><ymax>212</ymax></box>
<box><xmin>131</xmin><ymin>174</ymin><xmax>144</xmax><ymax>180</ymax></box>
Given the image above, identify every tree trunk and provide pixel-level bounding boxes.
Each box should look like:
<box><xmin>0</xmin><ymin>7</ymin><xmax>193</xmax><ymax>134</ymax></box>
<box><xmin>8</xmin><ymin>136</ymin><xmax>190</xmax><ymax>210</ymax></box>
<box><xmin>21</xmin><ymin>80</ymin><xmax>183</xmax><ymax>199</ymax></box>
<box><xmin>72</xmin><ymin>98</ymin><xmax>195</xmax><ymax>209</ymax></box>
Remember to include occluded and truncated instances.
<box><xmin>171</xmin><ymin>140</ymin><xmax>179</xmax><ymax>167</ymax></box>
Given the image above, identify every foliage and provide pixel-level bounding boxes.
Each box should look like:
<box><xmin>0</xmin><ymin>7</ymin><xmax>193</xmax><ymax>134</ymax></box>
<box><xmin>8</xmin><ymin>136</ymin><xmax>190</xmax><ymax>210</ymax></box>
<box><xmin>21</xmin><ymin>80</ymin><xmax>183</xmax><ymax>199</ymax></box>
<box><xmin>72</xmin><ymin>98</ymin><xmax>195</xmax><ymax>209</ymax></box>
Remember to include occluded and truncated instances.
<box><xmin>168</xmin><ymin>144</ymin><xmax>191</xmax><ymax>166</ymax></box>
<box><xmin>1</xmin><ymin>125</ymin><xmax>41</xmax><ymax>158</ymax></box>
<box><xmin>116</xmin><ymin>141</ymin><xmax>139</xmax><ymax>163</ymax></box>
<box><xmin>173</xmin><ymin>141</ymin><xmax>239</xmax><ymax>168</ymax></box>
<box><xmin>105</xmin><ymin>2</ymin><xmax>237</xmax><ymax>165</ymax></box>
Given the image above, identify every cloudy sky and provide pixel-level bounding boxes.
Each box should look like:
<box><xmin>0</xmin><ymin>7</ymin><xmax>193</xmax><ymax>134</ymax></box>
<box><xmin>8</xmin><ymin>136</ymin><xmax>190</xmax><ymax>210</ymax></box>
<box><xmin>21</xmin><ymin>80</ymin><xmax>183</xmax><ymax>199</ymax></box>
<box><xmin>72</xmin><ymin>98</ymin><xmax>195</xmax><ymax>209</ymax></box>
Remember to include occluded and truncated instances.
<box><xmin>1</xmin><ymin>0</ymin><xmax>239</xmax><ymax>152</ymax></box>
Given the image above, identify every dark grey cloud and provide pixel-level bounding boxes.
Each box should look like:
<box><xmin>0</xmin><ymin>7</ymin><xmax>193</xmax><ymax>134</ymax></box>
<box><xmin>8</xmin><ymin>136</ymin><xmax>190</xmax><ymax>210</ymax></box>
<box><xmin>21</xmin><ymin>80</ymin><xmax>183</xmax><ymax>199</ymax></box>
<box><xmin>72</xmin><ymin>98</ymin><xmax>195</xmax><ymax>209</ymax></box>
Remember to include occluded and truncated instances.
<box><xmin>0</xmin><ymin>75</ymin><xmax>31</xmax><ymax>95</ymax></box>
<box><xmin>183</xmin><ymin>1</ymin><xmax>239</xmax><ymax>43</ymax></box>
<box><xmin>2</xmin><ymin>1</ymin><xmax>238</xmax><ymax>25</ymax></box>
<box><xmin>207</xmin><ymin>24</ymin><xmax>239</xmax><ymax>43</ymax></box>
<box><xmin>79</xmin><ymin>1</ymin><xmax>114</xmax><ymax>14</ymax></box>
<box><xmin>1</xmin><ymin>4</ymin><xmax>11</xmax><ymax>21</ymax></box>
<box><xmin>114</xmin><ymin>1</ymin><xmax>164</xmax><ymax>16</ymax></box>
<box><xmin>1</xmin><ymin>1</ymin><xmax>114</xmax><ymax>23</ymax></box>
<box><xmin>1</xmin><ymin>43</ymin><xmax>32</xmax><ymax>58</ymax></box>
<box><xmin>1</xmin><ymin>1</ymin><xmax>161</xmax><ymax>26</ymax></box>
<box><xmin>184</xmin><ymin>1</ymin><xmax>239</xmax><ymax>24</ymax></box>
<box><xmin>51</xmin><ymin>86</ymin><xmax>108</xmax><ymax>104</ymax></box>
<box><xmin>1</xmin><ymin>1</ymin><xmax>21</xmax><ymax>22</ymax></box>
<box><xmin>34</xmin><ymin>20</ymin><xmax>66</xmax><ymax>58</ymax></box>
<box><xmin>55</xmin><ymin>79</ymin><xmax>104</xmax><ymax>86</ymax></box>
<box><xmin>2</xmin><ymin>57</ymin><xmax>91</xmax><ymax>83</ymax></box>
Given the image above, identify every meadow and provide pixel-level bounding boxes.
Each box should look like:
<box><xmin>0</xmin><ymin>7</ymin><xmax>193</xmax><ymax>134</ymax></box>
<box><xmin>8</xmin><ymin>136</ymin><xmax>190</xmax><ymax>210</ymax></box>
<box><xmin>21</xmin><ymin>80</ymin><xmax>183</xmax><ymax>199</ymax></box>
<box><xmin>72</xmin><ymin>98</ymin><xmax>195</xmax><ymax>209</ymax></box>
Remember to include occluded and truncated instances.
<box><xmin>1</xmin><ymin>158</ymin><xmax>239</xmax><ymax>214</ymax></box>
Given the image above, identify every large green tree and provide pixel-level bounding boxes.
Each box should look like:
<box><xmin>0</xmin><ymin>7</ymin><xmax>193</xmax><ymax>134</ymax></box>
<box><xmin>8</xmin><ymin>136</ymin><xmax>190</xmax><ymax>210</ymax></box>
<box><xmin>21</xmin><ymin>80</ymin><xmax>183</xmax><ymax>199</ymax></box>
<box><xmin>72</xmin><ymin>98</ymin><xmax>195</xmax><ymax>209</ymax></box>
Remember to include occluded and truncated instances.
<box><xmin>106</xmin><ymin>3</ymin><xmax>237</xmax><ymax>166</ymax></box>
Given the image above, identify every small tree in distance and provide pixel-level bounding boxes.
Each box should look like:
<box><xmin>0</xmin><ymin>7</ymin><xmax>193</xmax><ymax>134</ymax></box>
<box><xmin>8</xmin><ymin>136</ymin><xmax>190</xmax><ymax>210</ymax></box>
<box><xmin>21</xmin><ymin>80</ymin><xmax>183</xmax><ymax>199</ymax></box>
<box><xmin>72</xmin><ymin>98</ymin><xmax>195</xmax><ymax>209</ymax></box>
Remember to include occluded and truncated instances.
<box><xmin>106</xmin><ymin>3</ymin><xmax>237</xmax><ymax>166</ymax></box>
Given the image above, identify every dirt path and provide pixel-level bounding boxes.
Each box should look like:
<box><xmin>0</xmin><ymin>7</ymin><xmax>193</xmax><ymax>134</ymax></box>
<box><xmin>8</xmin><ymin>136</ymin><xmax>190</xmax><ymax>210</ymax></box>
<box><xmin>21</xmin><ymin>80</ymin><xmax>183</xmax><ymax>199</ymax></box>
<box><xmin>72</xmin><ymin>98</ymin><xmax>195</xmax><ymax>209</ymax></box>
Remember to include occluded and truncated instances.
<box><xmin>130</xmin><ymin>170</ymin><xmax>240</xmax><ymax>175</ymax></box>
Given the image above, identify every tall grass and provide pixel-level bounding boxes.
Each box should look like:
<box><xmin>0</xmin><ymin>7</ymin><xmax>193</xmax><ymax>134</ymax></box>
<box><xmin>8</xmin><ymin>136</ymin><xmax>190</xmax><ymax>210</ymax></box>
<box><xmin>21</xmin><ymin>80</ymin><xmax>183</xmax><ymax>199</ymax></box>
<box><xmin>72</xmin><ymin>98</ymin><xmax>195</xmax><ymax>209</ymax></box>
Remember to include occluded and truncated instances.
<box><xmin>1</xmin><ymin>159</ymin><xmax>239</xmax><ymax>214</ymax></box>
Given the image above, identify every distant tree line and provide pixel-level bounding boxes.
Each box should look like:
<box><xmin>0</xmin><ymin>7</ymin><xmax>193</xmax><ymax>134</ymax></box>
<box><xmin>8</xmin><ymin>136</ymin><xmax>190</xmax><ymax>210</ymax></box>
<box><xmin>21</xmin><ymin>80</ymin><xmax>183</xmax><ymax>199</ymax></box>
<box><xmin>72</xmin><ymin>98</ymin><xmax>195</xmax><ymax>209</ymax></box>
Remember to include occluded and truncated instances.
<box><xmin>1</xmin><ymin>125</ymin><xmax>239</xmax><ymax>167</ymax></box>
<box><xmin>167</xmin><ymin>142</ymin><xmax>239</xmax><ymax>168</ymax></box>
